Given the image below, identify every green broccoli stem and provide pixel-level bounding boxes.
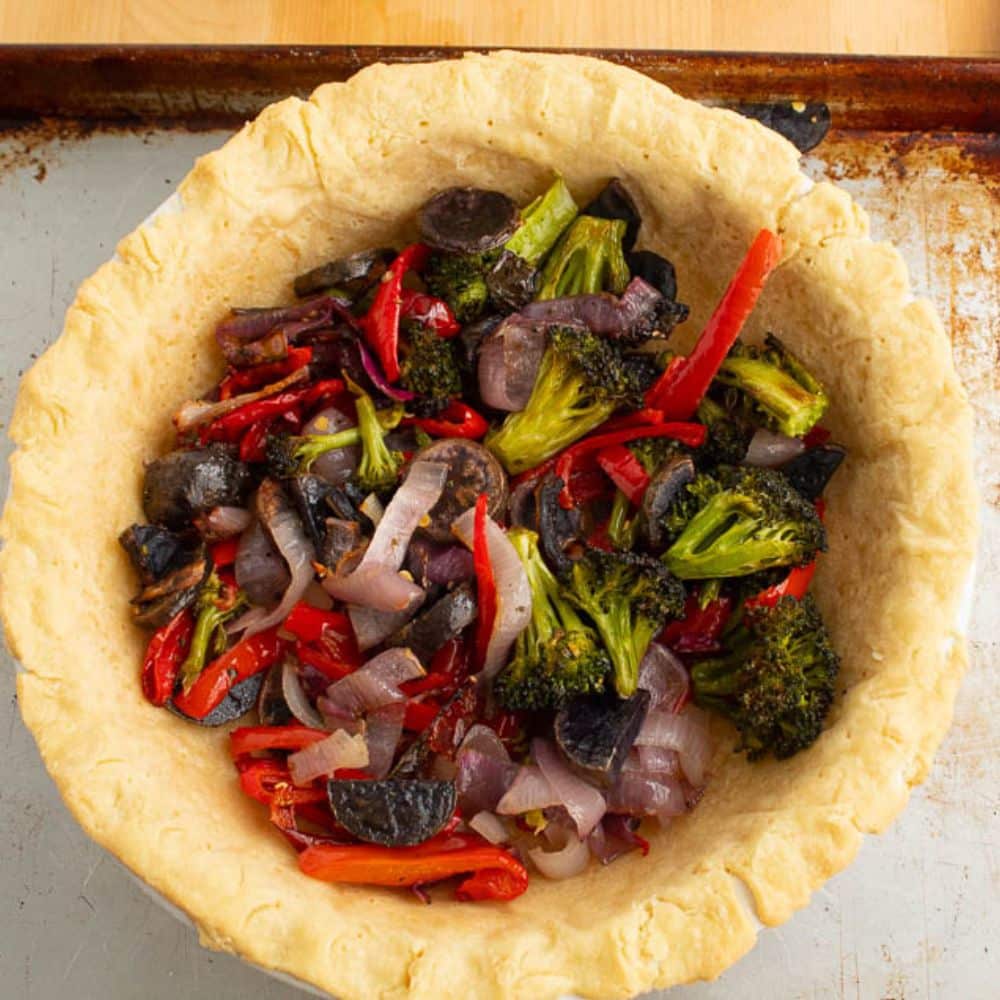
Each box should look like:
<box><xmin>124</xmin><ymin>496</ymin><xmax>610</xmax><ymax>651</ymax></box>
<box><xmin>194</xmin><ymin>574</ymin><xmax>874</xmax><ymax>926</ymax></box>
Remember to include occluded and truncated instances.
<box><xmin>179</xmin><ymin>574</ymin><xmax>247</xmax><ymax>692</ymax></box>
<box><xmin>607</xmin><ymin>489</ymin><xmax>640</xmax><ymax>550</ymax></box>
<box><xmin>536</xmin><ymin>216</ymin><xmax>630</xmax><ymax>300</ymax></box>
<box><xmin>504</xmin><ymin>177</ymin><xmax>579</xmax><ymax>265</ymax></box>
<box><xmin>510</xmin><ymin>527</ymin><xmax>582</xmax><ymax>639</ymax></box>
<box><xmin>295</xmin><ymin>427</ymin><xmax>362</xmax><ymax>470</ymax></box>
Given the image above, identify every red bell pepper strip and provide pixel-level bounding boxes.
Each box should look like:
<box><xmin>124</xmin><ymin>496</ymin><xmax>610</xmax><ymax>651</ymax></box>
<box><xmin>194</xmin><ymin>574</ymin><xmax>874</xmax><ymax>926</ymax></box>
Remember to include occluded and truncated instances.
<box><xmin>404</xmin><ymin>699</ymin><xmax>441</xmax><ymax>732</ymax></box>
<box><xmin>403</xmin><ymin>400</ymin><xmax>489</xmax><ymax>440</ymax></box>
<box><xmin>173</xmin><ymin>627</ymin><xmax>285</xmax><ymax>720</ymax></box>
<box><xmin>596</xmin><ymin>444</ymin><xmax>651</xmax><ymax>505</ymax></box>
<box><xmin>360</xmin><ymin>243</ymin><xmax>431</xmax><ymax>383</ymax></box>
<box><xmin>555</xmin><ymin>423</ymin><xmax>706</xmax><ymax>508</ymax></box>
<box><xmin>803</xmin><ymin>425</ymin><xmax>832</xmax><ymax>448</ymax></box>
<box><xmin>236</xmin><ymin>759</ymin><xmax>327</xmax><ymax>806</ymax></box>
<box><xmin>814</xmin><ymin>498</ymin><xmax>827</xmax><ymax>521</ymax></box>
<box><xmin>230</xmin><ymin>723</ymin><xmax>330</xmax><ymax>759</ymax></box>
<box><xmin>294</xmin><ymin>641</ymin><xmax>354</xmax><ymax>682</ymax></box>
<box><xmin>298</xmin><ymin>837</ymin><xmax>529</xmax><ymax>900</ymax></box>
<box><xmin>643</xmin><ymin>356</ymin><xmax>685</xmax><ymax>412</ymax></box>
<box><xmin>400</xmin><ymin>671</ymin><xmax>453</xmax><ymax>698</ymax></box>
<box><xmin>660</xmin><ymin>595</ymin><xmax>732</xmax><ymax>654</ymax></box>
<box><xmin>219</xmin><ymin>346</ymin><xmax>313</xmax><ymax>400</ymax></box>
<box><xmin>399</xmin><ymin>288</ymin><xmax>461</xmax><ymax>338</ymax></box>
<box><xmin>282</xmin><ymin>603</ymin><xmax>360</xmax><ymax>665</ymax></box>
<box><xmin>239</xmin><ymin>419</ymin><xmax>272</xmax><ymax>463</ymax></box>
<box><xmin>472</xmin><ymin>493</ymin><xmax>498</xmax><ymax>672</ymax></box>
<box><xmin>140</xmin><ymin>608</ymin><xmax>194</xmax><ymax>707</ymax></box>
<box><xmin>744</xmin><ymin>561</ymin><xmax>816</xmax><ymax>611</ymax></box>
<box><xmin>456</xmin><ymin>864</ymin><xmax>529</xmax><ymax>902</ymax></box>
<box><xmin>209</xmin><ymin>537</ymin><xmax>241</xmax><ymax>569</ymax></box>
<box><xmin>646</xmin><ymin>229</ymin><xmax>783</xmax><ymax>416</ymax></box>
<box><xmin>596</xmin><ymin>407</ymin><xmax>667</xmax><ymax>433</ymax></box>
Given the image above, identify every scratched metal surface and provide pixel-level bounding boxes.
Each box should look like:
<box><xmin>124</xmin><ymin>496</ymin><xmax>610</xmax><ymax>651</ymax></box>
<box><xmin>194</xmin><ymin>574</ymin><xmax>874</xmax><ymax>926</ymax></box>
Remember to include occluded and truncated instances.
<box><xmin>0</xmin><ymin>121</ymin><xmax>996</xmax><ymax>1000</ymax></box>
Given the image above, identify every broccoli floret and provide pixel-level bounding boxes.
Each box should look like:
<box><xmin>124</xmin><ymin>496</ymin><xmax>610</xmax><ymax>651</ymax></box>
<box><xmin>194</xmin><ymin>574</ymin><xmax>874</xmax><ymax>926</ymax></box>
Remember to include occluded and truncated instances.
<box><xmin>424</xmin><ymin>250</ymin><xmax>496</xmax><ymax>323</ymax></box>
<box><xmin>504</xmin><ymin>176</ymin><xmax>580</xmax><ymax>265</ymax></box>
<box><xmin>564</xmin><ymin>547</ymin><xmax>685</xmax><ymax>698</ymax></box>
<box><xmin>663</xmin><ymin>466</ymin><xmax>826</xmax><ymax>580</ymax></box>
<box><xmin>606</xmin><ymin>489</ymin><xmax>640</xmax><ymax>550</ymax></box>
<box><xmin>486</xmin><ymin>326</ymin><xmax>643</xmax><ymax>474</ymax></box>
<box><xmin>179</xmin><ymin>570</ymin><xmax>247</xmax><ymax>692</ymax></box>
<box><xmin>690</xmin><ymin>594</ymin><xmax>839</xmax><ymax>759</ymax></box>
<box><xmin>351</xmin><ymin>381</ymin><xmax>406</xmax><ymax>492</ymax></box>
<box><xmin>265</xmin><ymin>403</ymin><xmax>402</xmax><ymax>479</ymax></box>
<box><xmin>696</xmin><ymin>395</ymin><xmax>753</xmax><ymax>467</ymax></box>
<box><xmin>715</xmin><ymin>334</ymin><xmax>829</xmax><ymax>438</ymax></box>
<box><xmin>493</xmin><ymin>529</ymin><xmax>610</xmax><ymax>711</ymax></box>
<box><xmin>536</xmin><ymin>215</ymin><xmax>630</xmax><ymax>300</ymax></box>
<box><xmin>400</xmin><ymin>327</ymin><xmax>462</xmax><ymax>405</ymax></box>
<box><xmin>627</xmin><ymin>436</ymin><xmax>689</xmax><ymax>477</ymax></box>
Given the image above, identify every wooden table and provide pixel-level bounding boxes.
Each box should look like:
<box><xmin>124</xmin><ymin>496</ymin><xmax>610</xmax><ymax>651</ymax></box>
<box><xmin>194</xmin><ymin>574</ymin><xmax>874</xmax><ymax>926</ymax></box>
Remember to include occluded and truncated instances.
<box><xmin>2</xmin><ymin>0</ymin><xmax>998</xmax><ymax>56</ymax></box>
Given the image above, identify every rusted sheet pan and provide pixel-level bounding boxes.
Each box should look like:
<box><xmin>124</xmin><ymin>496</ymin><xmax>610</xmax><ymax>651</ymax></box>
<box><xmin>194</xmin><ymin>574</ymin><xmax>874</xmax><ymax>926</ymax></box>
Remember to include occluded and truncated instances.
<box><xmin>0</xmin><ymin>46</ymin><xmax>996</xmax><ymax>131</ymax></box>
<box><xmin>0</xmin><ymin>46</ymin><xmax>996</xmax><ymax>1000</ymax></box>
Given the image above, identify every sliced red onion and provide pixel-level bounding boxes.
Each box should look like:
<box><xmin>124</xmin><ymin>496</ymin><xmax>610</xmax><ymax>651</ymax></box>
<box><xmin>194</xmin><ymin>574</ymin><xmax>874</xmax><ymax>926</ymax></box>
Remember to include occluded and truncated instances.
<box><xmin>200</xmin><ymin>505</ymin><xmax>252</xmax><ymax>540</ymax></box>
<box><xmin>358</xmin><ymin>340</ymin><xmax>416</xmax><ymax>402</ymax></box>
<box><xmin>589</xmin><ymin>814</ymin><xmax>649</xmax><ymax>864</ymax></box>
<box><xmin>282</xmin><ymin>658</ymin><xmax>326</xmax><ymax>729</ymax></box>
<box><xmin>496</xmin><ymin>765</ymin><xmax>561</xmax><ymax>816</ymax></box>
<box><xmin>637</xmin><ymin>642</ymin><xmax>690</xmax><ymax>712</ymax></box>
<box><xmin>519</xmin><ymin>276</ymin><xmax>664</xmax><ymax>339</ymax></box>
<box><xmin>607</xmin><ymin>769</ymin><xmax>687</xmax><ymax>822</ymax></box>
<box><xmin>359</xmin><ymin>492</ymin><xmax>384</xmax><ymax>526</ymax></box>
<box><xmin>452</xmin><ymin>507</ymin><xmax>531</xmax><ymax>677</ymax></box>
<box><xmin>173</xmin><ymin>367</ymin><xmax>309</xmax><ymax>433</ymax></box>
<box><xmin>217</xmin><ymin>294</ymin><xmax>352</xmax><ymax>342</ymax></box>
<box><xmin>324</xmin><ymin>566</ymin><xmax>425</xmax><ymax>614</ymax></box>
<box><xmin>455</xmin><ymin>749</ymin><xmax>519</xmax><ymax>816</ymax></box>
<box><xmin>477</xmin><ymin>317</ymin><xmax>547</xmax><ymax>411</ymax></box>
<box><xmin>533</xmin><ymin>738</ymin><xmax>605</xmax><ymax>839</ymax></box>
<box><xmin>635</xmin><ymin>706</ymin><xmax>712</xmax><ymax>786</ymax></box>
<box><xmin>469</xmin><ymin>811</ymin><xmax>509</xmax><ymax>846</ymax></box>
<box><xmin>287</xmin><ymin>728</ymin><xmax>369</xmax><ymax>785</ymax></box>
<box><xmin>528</xmin><ymin>829</ymin><xmax>590</xmax><ymax>880</ymax></box>
<box><xmin>458</xmin><ymin>723</ymin><xmax>511</xmax><ymax>762</ymax></box>
<box><xmin>636</xmin><ymin>745</ymin><xmax>682</xmax><ymax>777</ymax></box>
<box><xmin>743</xmin><ymin>427</ymin><xmax>806</xmax><ymax>467</ymax></box>
<box><xmin>321</xmin><ymin>647</ymin><xmax>424</xmax><ymax>718</ymax></box>
<box><xmin>407</xmin><ymin>537</ymin><xmax>475</xmax><ymax>587</ymax></box>
<box><xmin>323</xmin><ymin>462</ymin><xmax>448</xmax><ymax>611</ymax></box>
<box><xmin>232</xmin><ymin>480</ymin><xmax>316</xmax><ymax>637</ymax></box>
<box><xmin>305</xmin><ymin>406</ymin><xmax>359</xmax><ymax>486</ymax></box>
<box><xmin>235</xmin><ymin>519</ymin><xmax>290</xmax><ymax>607</ymax></box>
<box><xmin>364</xmin><ymin>703</ymin><xmax>406</xmax><ymax>779</ymax></box>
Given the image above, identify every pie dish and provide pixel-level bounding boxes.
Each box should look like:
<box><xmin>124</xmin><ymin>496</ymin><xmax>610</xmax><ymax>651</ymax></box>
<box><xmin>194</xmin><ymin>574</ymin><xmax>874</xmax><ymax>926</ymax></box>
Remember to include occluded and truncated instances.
<box><xmin>0</xmin><ymin>51</ymin><xmax>977</xmax><ymax>999</ymax></box>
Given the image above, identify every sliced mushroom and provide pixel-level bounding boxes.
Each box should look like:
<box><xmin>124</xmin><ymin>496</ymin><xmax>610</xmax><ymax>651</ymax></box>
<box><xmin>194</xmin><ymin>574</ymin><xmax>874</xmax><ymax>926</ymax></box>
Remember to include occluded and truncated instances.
<box><xmin>486</xmin><ymin>250</ymin><xmax>538</xmax><ymax>312</ymax></box>
<box><xmin>625</xmin><ymin>249</ymin><xmax>678</xmax><ymax>301</ymax></box>
<box><xmin>321</xmin><ymin>518</ymin><xmax>368</xmax><ymax>576</ymax></box>
<box><xmin>326</xmin><ymin>778</ymin><xmax>457</xmax><ymax>847</ymax></box>
<box><xmin>386</xmin><ymin>582</ymin><xmax>478</xmax><ymax>664</ymax></box>
<box><xmin>413</xmin><ymin>439</ymin><xmax>508</xmax><ymax>543</ymax></box>
<box><xmin>118</xmin><ymin>523</ymin><xmax>194</xmax><ymax>585</ymax></box>
<box><xmin>168</xmin><ymin>673</ymin><xmax>265</xmax><ymax>728</ymax></box>
<box><xmin>554</xmin><ymin>690</ymin><xmax>651</xmax><ymax>786</ymax></box>
<box><xmin>257</xmin><ymin>660</ymin><xmax>295</xmax><ymax>727</ymax></box>
<box><xmin>142</xmin><ymin>444</ymin><xmax>251</xmax><ymax>530</ymax></box>
<box><xmin>130</xmin><ymin>554</ymin><xmax>208</xmax><ymax>629</ymax></box>
<box><xmin>418</xmin><ymin>187</ymin><xmax>520</xmax><ymax>254</ymax></box>
<box><xmin>642</xmin><ymin>456</ymin><xmax>696</xmax><ymax>552</ymax></box>
<box><xmin>536</xmin><ymin>473</ymin><xmax>582</xmax><ymax>576</ymax></box>
<box><xmin>294</xmin><ymin>247</ymin><xmax>396</xmax><ymax>299</ymax></box>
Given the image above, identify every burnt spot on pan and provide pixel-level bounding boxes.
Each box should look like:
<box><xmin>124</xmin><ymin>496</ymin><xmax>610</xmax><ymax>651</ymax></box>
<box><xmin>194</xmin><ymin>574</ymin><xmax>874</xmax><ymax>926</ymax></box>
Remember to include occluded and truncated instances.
<box><xmin>730</xmin><ymin>101</ymin><xmax>832</xmax><ymax>153</ymax></box>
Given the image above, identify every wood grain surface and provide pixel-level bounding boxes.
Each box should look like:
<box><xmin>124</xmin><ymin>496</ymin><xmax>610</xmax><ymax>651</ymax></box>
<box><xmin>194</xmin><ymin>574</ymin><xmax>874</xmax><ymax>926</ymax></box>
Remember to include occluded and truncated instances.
<box><xmin>2</xmin><ymin>0</ymin><xmax>998</xmax><ymax>56</ymax></box>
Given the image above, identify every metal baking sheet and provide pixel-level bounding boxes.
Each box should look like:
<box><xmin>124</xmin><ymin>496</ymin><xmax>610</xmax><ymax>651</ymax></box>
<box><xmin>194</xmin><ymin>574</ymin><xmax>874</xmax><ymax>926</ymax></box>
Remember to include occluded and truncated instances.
<box><xmin>0</xmin><ymin>48</ymin><xmax>996</xmax><ymax>1000</ymax></box>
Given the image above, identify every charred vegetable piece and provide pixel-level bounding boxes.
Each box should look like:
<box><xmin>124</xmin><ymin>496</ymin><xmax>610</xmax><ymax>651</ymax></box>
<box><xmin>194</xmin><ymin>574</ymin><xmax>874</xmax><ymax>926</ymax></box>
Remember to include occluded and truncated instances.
<box><xmin>554</xmin><ymin>689</ymin><xmax>651</xmax><ymax>785</ymax></box>
<box><xmin>535</xmin><ymin>473</ymin><xmax>581</xmax><ymax>578</ymax></box>
<box><xmin>413</xmin><ymin>438</ymin><xmax>509</xmax><ymax>543</ymax></box>
<box><xmin>168</xmin><ymin>672</ymin><xmax>265</xmax><ymax>727</ymax></box>
<box><xmin>419</xmin><ymin>187</ymin><xmax>520</xmax><ymax>254</ymax></box>
<box><xmin>130</xmin><ymin>555</ymin><xmax>209</xmax><ymax>629</ymax></box>
<box><xmin>143</xmin><ymin>444</ymin><xmax>251</xmax><ymax>530</ymax></box>
<box><xmin>326</xmin><ymin>778</ymin><xmax>457</xmax><ymax>847</ymax></box>
<box><xmin>119</xmin><ymin>523</ymin><xmax>195</xmax><ymax>585</ymax></box>
<box><xmin>321</xmin><ymin>518</ymin><xmax>368</xmax><ymax>576</ymax></box>
<box><xmin>294</xmin><ymin>248</ymin><xmax>396</xmax><ymax>299</ymax></box>
<box><xmin>393</xmin><ymin>682</ymin><xmax>483</xmax><ymax>778</ymax></box>
<box><xmin>734</xmin><ymin>101</ymin><xmax>831</xmax><ymax>153</ymax></box>
<box><xmin>625</xmin><ymin>249</ymin><xmax>677</xmax><ymax>300</ymax></box>
<box><xmin>485</xmin><ymin>251</ymin><xmax>538</xmax><ymax>313</ymax></box>
<box><xmin>642</xmin><ymin>455</ymin><xmax>696</xmax><ymax>552</ymax></box>
<box><xmin>695</xmin><ymin>395</ymin><xmax>753</xmax><ymax>468</ymax></box>
<box><xmin>288</xmin><ymin>474</ymin><xmax>339</xmax><ymax>550</ymax></box>
<box><xmin>582</xmin><ymin>178</ymin><xmax>642</xmax><ymax>252</ymax></box>
<box><xmin>386</xmin><ymin>582</ymin><xmax>477</xmax><ymax>664</ymax></box>
<box><xmin>781</xmin><ymin>443</ymin><xmax>846</xmax><ymax>501</ymax></box>
<box><xmin>257</xmin><ymin>660</ymin><xmax>294</xmax><ymax>726</ymax></box>
<box><xmin>400</xmin><ymin>328</ymin><xmax>462</xmax><ymax>410</ymax></box>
